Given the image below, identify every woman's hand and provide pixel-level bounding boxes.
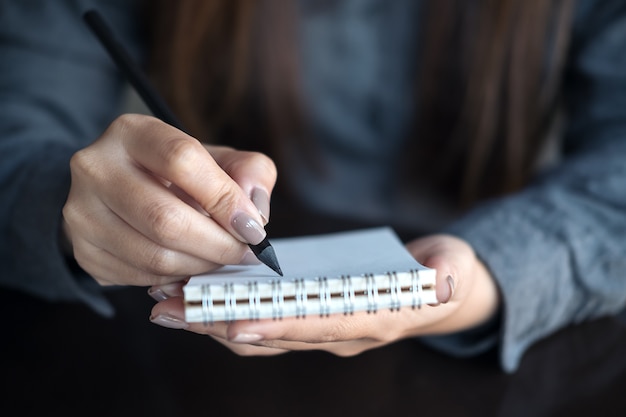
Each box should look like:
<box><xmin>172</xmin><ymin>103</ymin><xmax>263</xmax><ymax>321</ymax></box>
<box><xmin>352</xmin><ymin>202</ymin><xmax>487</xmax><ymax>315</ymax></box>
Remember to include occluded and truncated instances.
<box><xmin>62</xmin><ymin>113</ymin><xmax>276</xmax><ymax>287</ymax></box>
<box><xmin>148</xmin><ymin>234</ymin><xmax>501</xmax><ymax>356</ymax></box>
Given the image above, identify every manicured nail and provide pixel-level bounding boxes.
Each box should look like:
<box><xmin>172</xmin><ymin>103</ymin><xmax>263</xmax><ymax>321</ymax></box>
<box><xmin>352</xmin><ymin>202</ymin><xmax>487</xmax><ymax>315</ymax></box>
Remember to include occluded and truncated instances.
<box><xmin>230</xmin><ymin>332</ymin><xmax>264</xmax><ymax>343</ymax></box>
<box><xmin>251</xmin><ymin>188</ymin><xmax>270</xmax><ymax>224</ymax></box>
<box><xmin>438</xmin><ymin>275</ymin><xmax>455</xmax><ymax>304</ymax></box>
<box><xmin>150</xmin><ymin>313</ymin><xmax>189</xmax><ymax>330</ymax></box>
<box><xmin>147</xmin><ymin>287</ymin><xmax>169</xmax><ymax>301</ymax></box>
<box><xmin>147</xmin><ymin>283</ymin><xmax>181</xmax><ymax>301</ymax></box>
<box><xmin>240</xmin><ymin>250</ymin><xmax>262</xmax><ymax>265</ymax></box>
<box><xmin>232</xmin><ymin>212</ymin><xmax>266</xmax><ymax>245</ymax></box>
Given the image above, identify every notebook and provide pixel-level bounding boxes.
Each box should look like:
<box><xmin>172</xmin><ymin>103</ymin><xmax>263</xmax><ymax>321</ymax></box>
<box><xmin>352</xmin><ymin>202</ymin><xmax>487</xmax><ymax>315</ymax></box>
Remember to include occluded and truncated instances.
<box><xmin>183</xmin><ymin>227</ymin><xmax>437</xmax><ymax>323</ymax></box>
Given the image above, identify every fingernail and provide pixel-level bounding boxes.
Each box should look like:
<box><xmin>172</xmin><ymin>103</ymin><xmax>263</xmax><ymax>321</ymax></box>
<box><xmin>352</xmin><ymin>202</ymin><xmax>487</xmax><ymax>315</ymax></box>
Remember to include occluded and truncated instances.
<box><xmin>232</xmin><ymin>212</ymin><xmax>266</xmax><ymax>245</ymax></box>
<box><xmin>438</xmin><ymin>275</ymin><xmax>455</xmax><ymax>304</ymax></box>
<box><xmin>230</xmin><ymin>332</ymin><xmax>264</xmax><ymax>343</ymax></box>
<box><xmin>251</xmin><ymin>188</ymin><xmax>270</xmax><ymax>224</ymax></box>
<box><xmin>147</xmin><ymin>283</ymin><xmax>181</xmax><ymax>301</ymax></box>
<box><xmin>147</xmin><ymin>287</ymin><xmax>169</xmax><ymax>301</ymax></box>
<box><xmin>240</xmin><ymin>250</ymin><xmax>261</xmax><ymax>265</ymax></box>
<box><xmin>150</xmin><ymin>313</ymin><xmax>189</xmax><ymax>330</ymax></box>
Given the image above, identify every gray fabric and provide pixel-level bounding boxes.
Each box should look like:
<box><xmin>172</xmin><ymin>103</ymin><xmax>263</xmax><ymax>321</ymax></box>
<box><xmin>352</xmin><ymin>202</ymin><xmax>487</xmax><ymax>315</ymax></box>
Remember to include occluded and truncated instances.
<box><xmin>291</xmin><ymin>0</ymin><xmax>444</xmax><ymax>233</ymax></box>
<box><xmin>1</xmin><ymin>0</ymin><xmax>625</xmax><ymax>373</ymax></box>
<box><xmin>433</xmin><ymin>0</ymin><xmax>626</xmax><ymax>372</ymax></box>
<box><xmin>0</xmin><ymin>0</ymin><xmax>143</xmax><ymax>316</ymax></box>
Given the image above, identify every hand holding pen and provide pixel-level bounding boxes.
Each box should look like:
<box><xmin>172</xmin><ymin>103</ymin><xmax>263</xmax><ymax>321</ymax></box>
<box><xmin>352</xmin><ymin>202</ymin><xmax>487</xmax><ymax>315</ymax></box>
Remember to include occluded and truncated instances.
<box><xmin>61</xmin><ymin>11</ymin><xmax>281</xmax><ymax>290</ymax></box>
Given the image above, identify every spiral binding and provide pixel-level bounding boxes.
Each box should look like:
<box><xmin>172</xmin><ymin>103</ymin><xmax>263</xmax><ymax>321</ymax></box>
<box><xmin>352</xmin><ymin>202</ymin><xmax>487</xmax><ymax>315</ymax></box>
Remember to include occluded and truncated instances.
<box><xmin>388</xmin><ymin>271</ymin><xmax>401</xmax><ymax>311</ymax></box>
<box><xmin>411</xmin><ymin>269</ymin><xmax>422</xmax><ymax>309</ymax></box>
<box><xmin>271</xmin><ymin>280</ymin><xmax>284</xmax><ymax>320</ymax></box>
<box><xmin>365</xmin><ymin>273</ymin><xmax>379</xmax><ymax>313</ymax></box>
<box><xmin>342</xmin><ymin>275</ymin><xmax>355</xmax><ymax>315</ymax></box>
<box><xmin>198</xmin><ymin>269</ymin><xmax>431</xmax><ymax>324</ymax></box>
<box><xmin>248</xmin><ymin>281</ymin><xmax>260</xmax><ymax>321</ymax></box>
<box><xmin>201</xmin><ymin>283</ymin><xmax>213</xmax><ymax>325</ymax></box>
<box><xmin>295</xmin><ymin>278</ymin><xmax>307</xmax><ymax>318</ymax></box>
<box><xmin>224</xmin><ymin>282</ymin><xmax>236</xmax><ymax>322</ymax></box>
<box><xmin>318</xmin><ymin>277</ymin><xmax>331</xmax><ymax>317</ymax></box>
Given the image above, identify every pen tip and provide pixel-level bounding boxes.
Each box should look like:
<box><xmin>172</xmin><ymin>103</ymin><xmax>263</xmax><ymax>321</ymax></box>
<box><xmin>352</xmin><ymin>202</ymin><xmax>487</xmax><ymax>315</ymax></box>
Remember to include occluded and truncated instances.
<box><xmin>249</xmin><ymin>239</ymin><xmax>283</xmax><ymax>276</ymax></box>
<box><xmin>261</xmin><ymin>246</ymin><xmax>283</xmax><ymax>276</ymax></box>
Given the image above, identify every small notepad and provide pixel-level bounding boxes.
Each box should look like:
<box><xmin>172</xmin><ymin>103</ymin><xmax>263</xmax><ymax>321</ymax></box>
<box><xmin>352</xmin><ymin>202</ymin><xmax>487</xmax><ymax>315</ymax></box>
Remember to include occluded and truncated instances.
<box><xmin>183</xmin><ymin>227</ymin><xmax>437</xmax><ymax>323</ymax></box>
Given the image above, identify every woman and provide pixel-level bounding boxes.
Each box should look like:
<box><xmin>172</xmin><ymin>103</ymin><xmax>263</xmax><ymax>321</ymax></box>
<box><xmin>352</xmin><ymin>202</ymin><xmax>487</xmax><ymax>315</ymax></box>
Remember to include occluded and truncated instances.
<box><xmin>1</xmin><ymin>0</ymin><xmax>625</xmax><ymax>373</ymax></box>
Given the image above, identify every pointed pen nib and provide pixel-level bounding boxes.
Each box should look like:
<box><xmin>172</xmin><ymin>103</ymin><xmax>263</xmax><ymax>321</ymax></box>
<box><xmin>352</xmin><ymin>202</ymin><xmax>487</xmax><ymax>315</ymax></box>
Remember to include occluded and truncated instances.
<box><xmin>249</xmin><ymin>238</ymin><xmax>283</xmax><ymax>276</ymax></box>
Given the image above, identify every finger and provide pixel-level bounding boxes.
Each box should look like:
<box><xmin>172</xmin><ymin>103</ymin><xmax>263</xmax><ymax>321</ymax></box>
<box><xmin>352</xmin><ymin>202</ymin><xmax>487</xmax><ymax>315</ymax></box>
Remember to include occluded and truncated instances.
<box><xmin>148</xmin><ymin>281</ymin><xmax>186</xmax><ymax>301</ymax></box>
<box><xmin>99</xmin><ymin>160</ymin><xmax>250</xmax><ymax>266</ymax></box>
<box><xmin>120</xmin><ymin>116</ymin><xmax>267</xmax><ymax>245</ymax></box>
<box><xmin>225</xmin><ymin>303</ymin><xmax>458</xmax><ymax>351</ymax></box>
<box><xmin>208</xmin><ymin>146</ymin><xmax>277</xmax><ymax>223</ymax></box>
<box><xmin>209</xmin><ymin>334</ymin><xmax>289</xmax><ymax>356</ymax></box>
<box><xmin>224</xmin><ymin>310</ymin><xmax>413</xmax><ymax>345</ymax></box>
<box><xmin>149</xmin><ymin>297</ymin><xmax>293</xmax><ymax>344</ymax></box>
<box><xmin>201</xmin><ymin>319</ymin><xmax>388</xmax><ymax>356</ymax></box>
<box><xmin>245</xmin><ymin>338</ymin><xmax>383</xmax><ymax>356</ymax></box>
<box><xmin>160</xmin><ymin>301</ymin><xmax>442</xmax><ymax>344</ymax></box>
<box><xmin>150</xmin><ymin>299</ymin><xmax>451</xmax><ymax>354</ymax></box>
<box><xmin>65</xmin><ymin>196</ymin><xmax>223</xmax><ymax>281</ymax></box>
<box><xmin>405</xmin><ymin>235</ymin><xmax>475</xmax><ymax>303</ymax></box>
<box><xmin>72</xmin><ymin>237</ymin><xmax>188</xmax><ymax>287</ymax></box>
<box><xmin>177</xmin><ymin>314</ymin><xmax>372</xmax><ymax>355</ymax></box>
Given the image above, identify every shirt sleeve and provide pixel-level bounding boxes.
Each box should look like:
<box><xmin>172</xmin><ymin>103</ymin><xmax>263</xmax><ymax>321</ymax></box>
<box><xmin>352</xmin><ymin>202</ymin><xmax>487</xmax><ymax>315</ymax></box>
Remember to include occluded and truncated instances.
<box><xmin>0</xmin><ymin>0</ymin><xmax>143</xmax><ymax>316</ymax></box>
<box><xmin>427</xmin><ymin>0</ymin><xmax>626</xmax><ymax>373</ymax></box>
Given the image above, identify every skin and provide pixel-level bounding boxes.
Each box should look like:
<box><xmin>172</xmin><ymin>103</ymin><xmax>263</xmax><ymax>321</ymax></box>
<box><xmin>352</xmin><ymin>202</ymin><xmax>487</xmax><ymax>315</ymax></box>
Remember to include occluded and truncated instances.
<box><xmin>62</xmin><ymin>113</ymin><xmax>501</xmax><ymax>357</ymax></box>
<box><xmin>62</xmin><ymin>114</ymin><xmax>274</xmax><ymax>286</ymax></box>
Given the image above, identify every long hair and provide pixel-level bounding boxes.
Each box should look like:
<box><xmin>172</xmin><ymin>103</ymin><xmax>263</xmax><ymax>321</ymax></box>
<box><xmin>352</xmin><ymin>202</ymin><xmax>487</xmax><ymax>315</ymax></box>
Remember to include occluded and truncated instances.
<box><xmin>145</xmin><ymin>0</ymin><xmax>575</xmax><ymax>206</ymax></box>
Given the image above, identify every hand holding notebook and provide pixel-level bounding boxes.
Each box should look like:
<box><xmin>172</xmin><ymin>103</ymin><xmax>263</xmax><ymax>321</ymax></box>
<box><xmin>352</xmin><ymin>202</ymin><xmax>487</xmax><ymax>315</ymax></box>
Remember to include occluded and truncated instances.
<box><xmin>149</xmin><ymin>228</ymin><xmax>500</xmax><ymax>357</ymax></box>
<box><xmin>183</xmin><ymin>227</ymin><xmax>437</xmax><ymax>323</ymax></box>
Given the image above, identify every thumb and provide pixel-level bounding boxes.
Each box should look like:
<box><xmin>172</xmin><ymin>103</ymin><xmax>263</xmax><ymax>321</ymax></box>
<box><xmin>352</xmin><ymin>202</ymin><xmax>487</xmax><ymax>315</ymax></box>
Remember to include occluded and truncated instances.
<box><xmin>405</xmin><ymin>234</ymin><xmax>476</xmax><ymax>304</ymax></box>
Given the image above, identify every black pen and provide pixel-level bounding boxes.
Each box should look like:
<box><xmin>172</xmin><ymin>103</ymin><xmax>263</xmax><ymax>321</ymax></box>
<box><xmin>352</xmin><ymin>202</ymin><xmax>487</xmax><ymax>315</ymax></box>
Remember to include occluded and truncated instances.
<box><xmin>83</xmin><ymin>9</ymin><xmax>283</xmax><ymax>276</ymax></box>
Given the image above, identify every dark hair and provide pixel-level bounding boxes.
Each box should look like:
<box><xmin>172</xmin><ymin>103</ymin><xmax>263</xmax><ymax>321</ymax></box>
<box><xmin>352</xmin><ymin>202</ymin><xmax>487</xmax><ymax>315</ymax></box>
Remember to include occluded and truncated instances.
<box><xmin>146</xmin><ymin>0</ymin><xmax>575</xmax><ymax>205</ymax></box>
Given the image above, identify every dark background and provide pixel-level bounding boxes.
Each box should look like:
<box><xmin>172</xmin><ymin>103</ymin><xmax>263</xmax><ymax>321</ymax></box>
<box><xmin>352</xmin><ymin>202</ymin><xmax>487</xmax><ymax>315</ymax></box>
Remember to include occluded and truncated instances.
<box><xmin>4</xmin><ymin>285</ymin><xmax>626</xmax><ymax>417</ymax></box>
<box><xmin>3</xmin><ymin>207</ymin><xmax>626</xmax><ymax>416</ymax></box>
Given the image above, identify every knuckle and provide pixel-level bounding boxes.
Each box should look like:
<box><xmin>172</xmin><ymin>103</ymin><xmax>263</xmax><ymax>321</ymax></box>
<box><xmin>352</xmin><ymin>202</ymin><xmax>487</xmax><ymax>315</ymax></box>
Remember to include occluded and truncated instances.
<box><xmin>111</xmin><ymin>113</ymin><xmax>134</xmax><ymax>131</ymax></box>
<box><xmin>216</xmin><ymin>241</ymin><xmax>247</xmax><ymax>265</ymax></box>
<box><xmin>234</xmin><ymin>151</ymin><xmax>278</xmax><ymax>180</ymax></box>
<box><xmin>246</xmin><ymin>151</ymin><xmax>277</xmax><ymax>177</ymax></box>
<box><xmin>202</xmin><ymin>182</ymin><xmax>239</xmax><ymax>215</ymax></box>
<box><xmin>62</xmin><ymin>201</ymin><xmax>93</xmax><ymax>237</ymax></box>
<box><xmin>161</xmin><ymin>136</ymin><xmax>203</xmax><ymax>177</ymax></box>
<box><xmin>110</xmin><ymin>113</ymin><xmax>147</xmax><ymax>132</ymax></box>
<box><xmin>69</xmin><ymin>147</ymin><xmax>111</xmax><ymax>190</ymax></box>
<box><xmin>142</xmin><ymin>246</ymin><xmax>178</xmax><ymax>277</ymax></box>
<box><xmin>145</xmin><ymin>201</ymin><xmax>188</xmax><ymax>244</ymax></box>
<box><xmin>69</xmin><ymin>148</ymin><xmax>96</xmax><ymax>178</ymax></box>
<box><xmin>61</xmin><ymin>200</ymin><xmax>79</xmax><ymax>225</ymax></box>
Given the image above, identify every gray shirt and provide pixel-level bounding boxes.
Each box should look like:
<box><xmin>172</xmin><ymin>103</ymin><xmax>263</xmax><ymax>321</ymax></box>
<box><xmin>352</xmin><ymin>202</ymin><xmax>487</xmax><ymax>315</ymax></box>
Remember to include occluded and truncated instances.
<box><xmin>1</xmin><ymin>0</ymin><xmax>625</xmax><ymax>373</ymax></box>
